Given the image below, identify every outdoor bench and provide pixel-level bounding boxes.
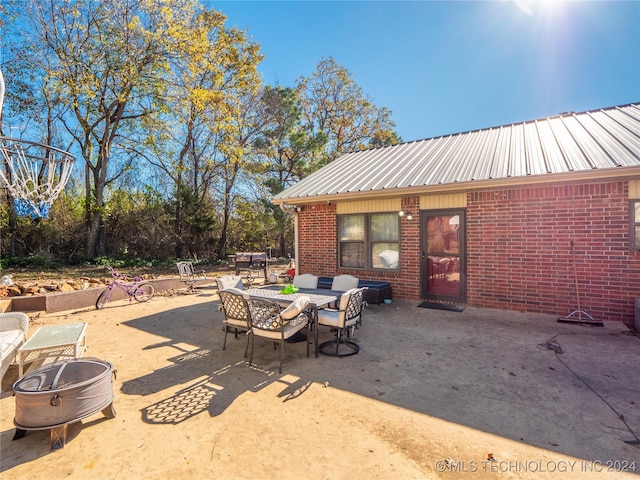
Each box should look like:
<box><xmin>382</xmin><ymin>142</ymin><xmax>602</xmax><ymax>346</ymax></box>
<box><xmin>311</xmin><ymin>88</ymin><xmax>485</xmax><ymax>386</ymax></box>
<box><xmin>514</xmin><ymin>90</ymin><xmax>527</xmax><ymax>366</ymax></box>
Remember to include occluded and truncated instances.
<box><xmin>317</xmin><ymin>276</ymin><xmax>392</xmax><ymax>305</ymax></box>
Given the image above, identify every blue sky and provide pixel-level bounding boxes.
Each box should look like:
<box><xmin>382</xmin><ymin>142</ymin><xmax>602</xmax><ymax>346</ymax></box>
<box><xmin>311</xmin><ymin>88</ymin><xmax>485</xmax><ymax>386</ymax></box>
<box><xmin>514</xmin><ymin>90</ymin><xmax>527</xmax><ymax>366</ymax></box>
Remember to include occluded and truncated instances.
<box><xmin>212</xmin><ymin>0</ymin><xmax>640</xmax><ymax>143</ymax></box>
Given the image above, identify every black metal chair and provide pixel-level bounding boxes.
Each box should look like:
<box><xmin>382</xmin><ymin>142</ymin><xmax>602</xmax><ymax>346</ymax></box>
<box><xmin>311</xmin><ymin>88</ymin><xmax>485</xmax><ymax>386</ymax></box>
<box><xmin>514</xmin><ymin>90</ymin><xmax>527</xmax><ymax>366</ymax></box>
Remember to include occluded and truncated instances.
<box><xmin>246</xmin><ymin>296</ymin><xmax>311</xmax><ymax>374</ymax></box>
<box><xmin>218</xmin><ymin>288</ymin><xmax>251</xmax><ymax>356</ymax></box>
<box><xmin>317</xmin><ymin>287</ymin><xmax>367</xmax><ymax>357</ymax></box>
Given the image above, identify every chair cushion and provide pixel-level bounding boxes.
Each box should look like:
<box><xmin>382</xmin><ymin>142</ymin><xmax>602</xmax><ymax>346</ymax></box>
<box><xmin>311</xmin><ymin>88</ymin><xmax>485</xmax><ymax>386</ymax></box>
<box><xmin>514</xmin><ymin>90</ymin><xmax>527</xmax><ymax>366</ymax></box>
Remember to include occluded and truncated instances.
<box><xmin>217</xmin><ymin>276</ymin><xmax>244</xmax><ymax>290</ymax></box>
<box><xmin>225</xmin><ymin>318</ymin><xmax>248</xmax><ymax>328</ymax></box>
<box><xmin>318</xmin><ymin>288</ymin><xmax>360</xmax><ymax>328</ymax></box>
<box><xmin>331</xmin><ymin>274</ymin><xmax>359</xmax><ymax>291</ymax></box>
<box><xmin>222</xmin><ymin>287</ymin><xmax>247</xmax><ymax>297</ymax></box>
<box><xmin>317</xmin><ymin>309</ymin><xmax>340</xmax><ymax>327</ymax></box>
<box><xmin>280</xmin><ymin>296</ymin><xmax>310</xmax><ymax>320</ymax></box>
<box><xmin>1</xmin><ymin>329</ymin><xmax>25</xmax><ymax>364</ymax></box>
<box><xmin>292</xmin><ymin>274</ymin><xmax>318</xmax><ymax>289</ymax></box>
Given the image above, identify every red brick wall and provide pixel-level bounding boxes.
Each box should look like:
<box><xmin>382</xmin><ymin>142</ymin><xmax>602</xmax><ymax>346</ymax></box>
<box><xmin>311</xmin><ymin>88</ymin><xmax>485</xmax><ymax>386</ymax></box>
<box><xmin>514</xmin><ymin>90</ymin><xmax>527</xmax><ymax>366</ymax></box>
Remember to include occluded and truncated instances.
<box><xmin>467</xmin><ymin>181</ymin><xmax>639</xmax><ymax>327</ymax></box>
<box><xmin>295</xmin><ymin>180</ymin><xmax>640</xmax><ymax>327</ymax></box>
<box><xmin>297</xmin><ymin>203</ymin><xmax>337</xmax><ymax>276</ymax></box>
<box><xmin>297</xmin><ymin>201</ymin><xmax>420</xmax><ymax>296</ymax></box>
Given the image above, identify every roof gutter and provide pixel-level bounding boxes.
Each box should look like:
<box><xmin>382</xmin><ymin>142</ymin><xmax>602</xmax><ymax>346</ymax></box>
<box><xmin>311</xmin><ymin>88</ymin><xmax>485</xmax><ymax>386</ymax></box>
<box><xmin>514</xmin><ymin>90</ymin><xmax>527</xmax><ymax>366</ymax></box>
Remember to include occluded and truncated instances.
<box><xmin>270</xmin><ymin>166</ymin><xmax>640</xmax><ymax>206</ymax></box>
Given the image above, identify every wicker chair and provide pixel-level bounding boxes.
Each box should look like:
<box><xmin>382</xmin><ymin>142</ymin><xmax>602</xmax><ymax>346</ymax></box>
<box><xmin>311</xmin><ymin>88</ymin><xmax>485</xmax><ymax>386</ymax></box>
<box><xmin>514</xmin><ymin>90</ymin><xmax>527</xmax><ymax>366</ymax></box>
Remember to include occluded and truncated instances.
<box><xmin>0</xmin><ymin>312</ymin><xmax>29</xmax><ymax>385</ymax></box>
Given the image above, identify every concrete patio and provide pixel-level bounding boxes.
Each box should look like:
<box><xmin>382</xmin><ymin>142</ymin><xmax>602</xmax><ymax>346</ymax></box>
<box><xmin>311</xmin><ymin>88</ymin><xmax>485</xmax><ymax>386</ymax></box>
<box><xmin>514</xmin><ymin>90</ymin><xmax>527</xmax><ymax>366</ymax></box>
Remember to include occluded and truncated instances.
<box><xmin>1</xmin><ymin>287</ymin><xmax>638</xmax><ymax>478</ymax></box>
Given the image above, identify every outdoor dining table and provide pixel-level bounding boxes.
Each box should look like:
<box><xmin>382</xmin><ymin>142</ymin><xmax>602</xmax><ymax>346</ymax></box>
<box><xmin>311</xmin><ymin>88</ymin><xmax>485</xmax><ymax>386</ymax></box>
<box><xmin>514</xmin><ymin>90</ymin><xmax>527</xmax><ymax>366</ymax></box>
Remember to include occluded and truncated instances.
<box><xmin>243</xmin><ymin>285</ymin><xmax>342</xmax><ymax>357</ymax></box>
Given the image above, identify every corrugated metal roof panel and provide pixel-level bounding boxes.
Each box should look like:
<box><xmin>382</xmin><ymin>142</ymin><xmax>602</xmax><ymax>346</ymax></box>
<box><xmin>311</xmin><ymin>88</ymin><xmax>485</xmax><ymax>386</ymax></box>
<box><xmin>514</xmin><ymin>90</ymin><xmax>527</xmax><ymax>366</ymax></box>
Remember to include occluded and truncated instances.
<box><xmin>453</xmin><ymin>128</ymin><xmax>486</xmax><ymax>182</ymax></box>
<box><xmin>509</xmin><ymin>123</ymin><xmax>526</xmax><ymax>178</ymax></box>
<box><xmin>410</xmin><ymin>135</ymin><xmax>451</xmax><ymax>185</ymax></box>
<box><xmin>393</xmin><ymin>140</ymin><xmax>437</xmax><ymax>186</ymax></box>
<box><xmin>594</xmin><ymin>110</ymin><xmax>640</xmax><ymax>165</ymax></box>
<box><xmin>535</xmin><ymin>120</ymin><xmax>567</xmax><ymax>173</ymax></box>
<box><xmin>272</xmin><ymin>103</ymin><xmax>640</xmax><ymax>203</ymax></box>
<box><xmin>523</xmin><ymin>122</ymin><xmax>542</xmax><ymax>175</ymax></box>
<box><xmin>547</xmin><ymin>117</ymin><xmax>589</xmax><ymax>171</ymax></box>
<box><xmin>469</xmin><ymin>127</ymin><xmax>500</xmax><ymax>181</ymax></box>
<box><xmin>490</xmin><ymin>126</ymin><xmax>512</xmax><ymax>179</ymax></box>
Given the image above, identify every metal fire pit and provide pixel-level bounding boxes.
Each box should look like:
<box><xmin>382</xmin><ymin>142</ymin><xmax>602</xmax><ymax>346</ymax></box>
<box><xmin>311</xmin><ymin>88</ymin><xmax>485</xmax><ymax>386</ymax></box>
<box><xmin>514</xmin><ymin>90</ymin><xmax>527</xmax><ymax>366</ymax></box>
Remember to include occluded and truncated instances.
<box><xmin>12</xmin><ymin>357</ymin><xmax>116</xmax><ymax>450</ymax></box>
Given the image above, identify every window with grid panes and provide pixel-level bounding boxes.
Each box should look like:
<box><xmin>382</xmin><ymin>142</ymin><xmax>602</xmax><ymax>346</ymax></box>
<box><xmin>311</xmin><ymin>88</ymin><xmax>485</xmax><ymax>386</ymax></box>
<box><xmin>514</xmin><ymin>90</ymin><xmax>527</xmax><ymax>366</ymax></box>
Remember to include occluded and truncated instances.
<box><xmin>632</xmin><ymin>200</ymin><xmax>640</xmax><ymax>250</ymax></box>
<box><xmin>338</xmin><ymin>213</ymin><xmax>399</xmax><ymax>269</ymax></box>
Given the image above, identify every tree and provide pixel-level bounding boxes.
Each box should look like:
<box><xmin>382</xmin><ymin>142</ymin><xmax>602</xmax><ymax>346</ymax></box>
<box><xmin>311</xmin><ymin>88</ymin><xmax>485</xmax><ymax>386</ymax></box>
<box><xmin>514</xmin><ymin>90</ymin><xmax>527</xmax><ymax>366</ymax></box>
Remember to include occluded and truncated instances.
<box><xmin>132</xmin><ymin>8</ymin><xmax>263</xmax><ymax>259</ymax></box>
<box><xmin>296</xmin><ymin>57</ymin><xmax>400</xmax><ymax>169</ymax></box>
<box><xmin>6</xmin><ymin>0</ymin><xmax>230</xmax><ymax>258</ymax></box>
<box><xmin>251</xmin><ymin>85</ymin><xmax>326</xmax><ymax>256</ymax></box>
<box><xmin>212</xmin><ymin>89</ymin><xmax>265</xmax><ymax>260</ymax></box>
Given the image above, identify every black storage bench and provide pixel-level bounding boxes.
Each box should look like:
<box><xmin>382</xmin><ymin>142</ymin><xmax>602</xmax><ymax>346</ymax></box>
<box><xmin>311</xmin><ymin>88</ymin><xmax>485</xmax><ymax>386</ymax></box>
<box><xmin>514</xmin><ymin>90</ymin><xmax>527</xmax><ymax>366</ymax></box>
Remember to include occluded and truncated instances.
<box><xmin>317</xmin><ymin>276</ymin><xmax>392</xmax><ymax>304</ymax></box>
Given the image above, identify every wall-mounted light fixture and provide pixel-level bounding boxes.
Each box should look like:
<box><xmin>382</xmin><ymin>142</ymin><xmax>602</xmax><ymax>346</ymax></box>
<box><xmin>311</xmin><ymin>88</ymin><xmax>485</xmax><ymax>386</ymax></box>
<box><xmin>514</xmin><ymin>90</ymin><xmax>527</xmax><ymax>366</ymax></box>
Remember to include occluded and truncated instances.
<box><xmin>398</xmin><ymin>210</ymin><xmax>413</xmax><ymax>221</ymax></box>
<box><xmin>295</xmin><ymin>206</ymin><xmax>303</xmax><ymax>212</ymax></box>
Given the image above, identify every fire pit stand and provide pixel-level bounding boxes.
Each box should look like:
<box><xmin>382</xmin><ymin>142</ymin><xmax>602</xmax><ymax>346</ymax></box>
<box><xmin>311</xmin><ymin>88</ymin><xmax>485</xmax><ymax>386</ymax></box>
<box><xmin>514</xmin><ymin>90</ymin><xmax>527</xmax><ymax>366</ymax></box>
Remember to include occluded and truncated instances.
<box><xmin>12</xmin><ymin>357</ymin><xmax>116</xmax><ymax>450</ymax></box>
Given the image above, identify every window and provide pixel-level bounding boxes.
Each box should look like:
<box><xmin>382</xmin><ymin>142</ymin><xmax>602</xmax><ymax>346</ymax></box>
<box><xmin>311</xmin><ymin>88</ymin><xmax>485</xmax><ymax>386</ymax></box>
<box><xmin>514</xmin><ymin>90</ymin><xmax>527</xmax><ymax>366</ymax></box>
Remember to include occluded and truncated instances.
<box><xmin>338</xmin><ymin>213</ymin><xmax>399</xmax><ymax>269</ymax></box>
<box><xmin>632</xmin><ymin>200</ymin><xmax>640</xmax><ymax>250</ymax></box>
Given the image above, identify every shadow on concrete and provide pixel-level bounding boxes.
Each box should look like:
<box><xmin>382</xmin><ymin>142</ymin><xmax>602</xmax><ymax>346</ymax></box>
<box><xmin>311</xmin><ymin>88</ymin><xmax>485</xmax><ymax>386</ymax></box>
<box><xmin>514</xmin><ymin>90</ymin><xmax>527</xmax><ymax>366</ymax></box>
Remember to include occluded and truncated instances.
<box><xmin>112</xmin><ymin>293</ymin><xmax>640</xmax><ymax>465</ymax></box>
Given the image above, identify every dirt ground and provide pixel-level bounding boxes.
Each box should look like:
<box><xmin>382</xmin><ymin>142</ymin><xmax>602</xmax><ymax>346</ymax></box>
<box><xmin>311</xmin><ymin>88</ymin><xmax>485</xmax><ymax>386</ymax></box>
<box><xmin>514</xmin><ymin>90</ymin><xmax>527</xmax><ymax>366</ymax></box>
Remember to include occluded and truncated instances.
<box><xmin>1</xmin><ymin>285</ymin><xmax>638</xmax><ymax>479</ymax></box>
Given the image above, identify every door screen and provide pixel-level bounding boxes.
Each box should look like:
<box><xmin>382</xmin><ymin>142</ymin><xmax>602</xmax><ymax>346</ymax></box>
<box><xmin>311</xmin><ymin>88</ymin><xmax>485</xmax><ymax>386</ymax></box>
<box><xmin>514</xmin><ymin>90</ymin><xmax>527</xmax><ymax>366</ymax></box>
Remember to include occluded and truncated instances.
<box><xmin>421</xmin><ymin>212</ymin><xmax>465</xmax><ymax>300</ymax></box>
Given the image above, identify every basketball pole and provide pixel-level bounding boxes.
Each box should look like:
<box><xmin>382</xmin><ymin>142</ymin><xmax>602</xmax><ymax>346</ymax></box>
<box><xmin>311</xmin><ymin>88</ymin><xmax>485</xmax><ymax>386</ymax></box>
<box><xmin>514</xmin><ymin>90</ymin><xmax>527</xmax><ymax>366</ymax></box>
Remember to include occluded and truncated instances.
<box><xmin>1</xmin><ymin>69</ymin><xmax>4</xmax><ymax>262</ymax></box>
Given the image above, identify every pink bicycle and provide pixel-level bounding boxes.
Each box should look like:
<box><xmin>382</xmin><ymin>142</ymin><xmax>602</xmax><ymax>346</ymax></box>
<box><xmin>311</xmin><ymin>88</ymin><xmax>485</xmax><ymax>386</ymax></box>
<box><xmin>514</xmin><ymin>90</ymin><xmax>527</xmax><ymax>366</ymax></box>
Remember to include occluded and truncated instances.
<box><xmin>95</xmin><ymin>266</ymin><xmax>155</xmax><ymax>309</ymax></box>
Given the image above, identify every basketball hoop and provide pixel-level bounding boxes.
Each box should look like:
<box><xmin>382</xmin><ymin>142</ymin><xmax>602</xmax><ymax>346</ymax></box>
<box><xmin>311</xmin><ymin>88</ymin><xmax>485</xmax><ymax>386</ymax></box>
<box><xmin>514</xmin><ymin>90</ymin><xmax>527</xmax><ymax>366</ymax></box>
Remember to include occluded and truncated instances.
<box><xmin>0</xmin><ymin>137</ymin><xmax>75</xmax><ymax>219</ymax></box>
<box><xmin>0</xmin><ymin>71</ymin><xmax>75</xmax><ymax>219</ymax></box>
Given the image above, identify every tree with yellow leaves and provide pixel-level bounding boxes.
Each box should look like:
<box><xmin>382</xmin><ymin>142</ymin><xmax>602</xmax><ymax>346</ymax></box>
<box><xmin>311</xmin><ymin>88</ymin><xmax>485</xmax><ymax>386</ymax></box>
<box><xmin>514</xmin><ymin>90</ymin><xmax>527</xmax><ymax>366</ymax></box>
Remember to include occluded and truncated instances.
<box><xmin>296</xmin><ymin>57</ymin><xmax>401</xmax><ymax>169</ymax></box>
<box><xmin>5</xmin><ymin>0</ymin><xmax>261</xmax><ymax>258</ymax></box>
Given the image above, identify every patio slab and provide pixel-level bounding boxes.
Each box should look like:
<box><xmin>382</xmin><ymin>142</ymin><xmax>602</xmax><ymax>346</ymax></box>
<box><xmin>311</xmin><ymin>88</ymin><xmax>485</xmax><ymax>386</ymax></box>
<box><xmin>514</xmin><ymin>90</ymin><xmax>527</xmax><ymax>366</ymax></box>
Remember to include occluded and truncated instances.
<box><xmin>1</xmin><ymin>289</ymin><xmax>638</xmax><ymax>479</ymax></box>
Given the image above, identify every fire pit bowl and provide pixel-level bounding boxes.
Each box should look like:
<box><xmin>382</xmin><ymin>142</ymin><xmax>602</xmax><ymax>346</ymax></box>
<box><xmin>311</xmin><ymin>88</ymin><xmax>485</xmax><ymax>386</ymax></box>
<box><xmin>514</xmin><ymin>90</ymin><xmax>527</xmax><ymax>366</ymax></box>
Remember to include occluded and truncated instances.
<box><xmin>12</xmin><ymin>357</ymin><xmax>116</xmax><ymax>450</ymax></box>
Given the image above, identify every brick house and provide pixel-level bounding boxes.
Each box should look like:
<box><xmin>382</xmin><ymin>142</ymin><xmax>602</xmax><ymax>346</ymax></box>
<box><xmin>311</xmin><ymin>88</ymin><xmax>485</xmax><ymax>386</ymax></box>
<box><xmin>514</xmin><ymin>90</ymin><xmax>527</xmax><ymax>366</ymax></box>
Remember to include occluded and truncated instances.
<box><xmin>271</xmin><ymin>103</ymin><xmax>640</xmax><ymax>328</ymax></box>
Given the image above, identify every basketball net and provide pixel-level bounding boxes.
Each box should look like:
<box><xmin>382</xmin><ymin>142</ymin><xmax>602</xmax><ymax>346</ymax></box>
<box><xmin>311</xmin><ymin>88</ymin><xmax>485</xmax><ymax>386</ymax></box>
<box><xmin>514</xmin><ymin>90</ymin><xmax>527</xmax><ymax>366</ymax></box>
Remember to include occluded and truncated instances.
<box><xmin>0</xmin><ymin>70</ymin><xmax>75</xmax><ymax>219</ymax></box>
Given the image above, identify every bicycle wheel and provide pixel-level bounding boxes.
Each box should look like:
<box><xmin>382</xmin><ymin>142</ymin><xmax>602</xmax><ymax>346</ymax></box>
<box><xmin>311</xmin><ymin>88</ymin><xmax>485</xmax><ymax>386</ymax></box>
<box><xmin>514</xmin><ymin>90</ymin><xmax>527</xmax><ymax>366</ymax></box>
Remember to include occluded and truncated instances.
<box><xmin>96</xmin><ymin>288</ymin><xmax>112</xmax><ymax>309</ymax></box>
<box><xmin>134</xmin><ymin>283</ymin><xmax>155</xmax><ymax>302</ymax></box>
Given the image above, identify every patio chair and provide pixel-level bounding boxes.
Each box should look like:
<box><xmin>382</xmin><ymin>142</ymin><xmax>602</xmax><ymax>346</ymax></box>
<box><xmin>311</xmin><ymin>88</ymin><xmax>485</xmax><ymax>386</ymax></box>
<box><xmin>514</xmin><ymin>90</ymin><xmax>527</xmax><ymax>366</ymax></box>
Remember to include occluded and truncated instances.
<box><xmin>317</xmin><ymin>287</ymin><xmax>367</xmax><ymax>357</ymax></box>
<box><xmin>0</xmin><ymin>312</ymin><xmax>29</xmax><ymax>386</ymax></box>
<box><xmin>176</xmin><ymin>261</ymin><xmax>207</xmax><ymax>291</ymax></box>
<box><xmin>218</xmin><ymin>288</ymin><xmax>251</xmax><ymax>355</ymax></box>
<box><xmin>246</xmin><ymin>296</ymin><xmax>311</xmax><ymax>374</ymax></box>
<box><xmin>216</xmin><ymin>275</ymin><xmax>244</xmax><ymax>291</ymax></box>
<box><xmin>329</xmin><ymin>274</ymin><xmax>359</xmax><ymax>308</ymax></box>
<box><xmin>292</xmin><ymin>273</ymin><xmax>318</xmax><ymax>289</ymax></box>
<box><xmin>331</xmin><ymin>274</ymin><xmax>359</xmax><ymax>291</ymax></box>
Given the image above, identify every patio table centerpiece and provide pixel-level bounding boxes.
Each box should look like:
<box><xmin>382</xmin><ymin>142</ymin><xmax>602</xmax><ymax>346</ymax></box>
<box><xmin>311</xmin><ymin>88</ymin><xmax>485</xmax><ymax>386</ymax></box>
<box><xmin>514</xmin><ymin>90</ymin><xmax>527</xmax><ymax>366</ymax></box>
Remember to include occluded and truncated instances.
<box><xmin>279</xmin><ymin>284</ymin><xmax>299</xmax><ymax>295</ymax></box>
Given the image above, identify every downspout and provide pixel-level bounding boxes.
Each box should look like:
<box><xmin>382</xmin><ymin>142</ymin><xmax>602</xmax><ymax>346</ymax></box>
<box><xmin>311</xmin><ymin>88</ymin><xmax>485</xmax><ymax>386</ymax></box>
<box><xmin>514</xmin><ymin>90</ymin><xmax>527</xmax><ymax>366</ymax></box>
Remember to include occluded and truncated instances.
<box><xmin>293</xmin><ymin>211</ymin><xmax>299</xmax><ymax>271</ymax></box>
<box><xmin>279</xmin><ymin>203</ymin><xmax>299</xmax><ymax>271</ymax></box>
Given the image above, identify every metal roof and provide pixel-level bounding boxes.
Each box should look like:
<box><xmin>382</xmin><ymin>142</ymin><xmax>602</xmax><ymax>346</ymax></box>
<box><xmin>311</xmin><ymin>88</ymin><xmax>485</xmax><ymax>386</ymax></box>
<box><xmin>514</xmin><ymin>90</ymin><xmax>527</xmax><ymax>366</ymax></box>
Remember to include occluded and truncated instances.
<box><xmin>272</xmin><ymin>103</ymin><xmax>640</xmax><ymax>204</ymax></box>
